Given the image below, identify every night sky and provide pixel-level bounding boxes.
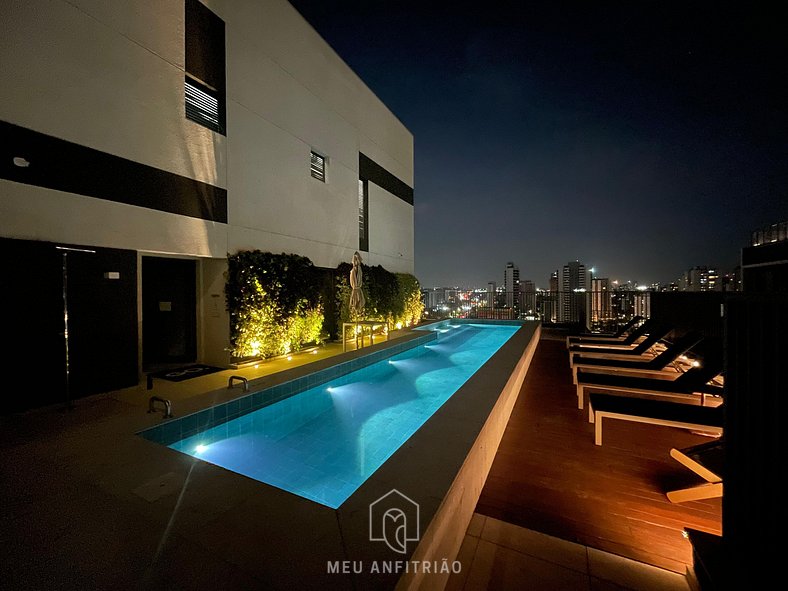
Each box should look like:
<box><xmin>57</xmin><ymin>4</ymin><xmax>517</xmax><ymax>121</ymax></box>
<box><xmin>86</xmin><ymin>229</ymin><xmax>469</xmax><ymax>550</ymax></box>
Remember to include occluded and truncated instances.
<box><xmin>288</xmin><ymin>1</ymin><xmax>787</xmax><ymax>288</ymax></box>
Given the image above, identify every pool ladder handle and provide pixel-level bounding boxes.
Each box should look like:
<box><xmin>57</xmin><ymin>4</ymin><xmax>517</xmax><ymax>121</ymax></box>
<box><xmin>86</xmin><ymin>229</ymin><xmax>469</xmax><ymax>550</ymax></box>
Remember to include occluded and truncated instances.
<box><xmin>228</xmin><ymin>375</ymin><xmax>249</xmax><ymax>392</ymax></box>
<box><xmin>148</xmin><ymin>396</ymin><xmax>173</xmax><ymax>419</ymax></box>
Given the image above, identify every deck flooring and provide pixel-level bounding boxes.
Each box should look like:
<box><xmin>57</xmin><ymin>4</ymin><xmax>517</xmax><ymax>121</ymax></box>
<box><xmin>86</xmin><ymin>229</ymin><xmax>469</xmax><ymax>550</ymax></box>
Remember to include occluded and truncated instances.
<box><xmin>475</xmin><ymin>333</ymin><xmax>722</xmax><ymax>573</ymax></box>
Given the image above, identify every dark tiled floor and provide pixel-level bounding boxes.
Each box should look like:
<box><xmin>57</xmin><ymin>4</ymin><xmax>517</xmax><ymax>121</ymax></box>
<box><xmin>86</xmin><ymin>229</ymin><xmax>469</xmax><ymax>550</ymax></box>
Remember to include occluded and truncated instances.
<box><xmin>475</xmin><ymin>334</ymin><xmax>721</xmax><ymax>573</ymax></box>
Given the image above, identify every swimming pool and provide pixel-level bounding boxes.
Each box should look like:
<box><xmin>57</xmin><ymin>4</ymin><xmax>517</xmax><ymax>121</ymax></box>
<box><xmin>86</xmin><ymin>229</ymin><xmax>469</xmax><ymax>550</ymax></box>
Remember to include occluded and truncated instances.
<box><xmin>167</xmin><ymin>322</ymin><xmax>520</xmax><ymax>508</ymax></box>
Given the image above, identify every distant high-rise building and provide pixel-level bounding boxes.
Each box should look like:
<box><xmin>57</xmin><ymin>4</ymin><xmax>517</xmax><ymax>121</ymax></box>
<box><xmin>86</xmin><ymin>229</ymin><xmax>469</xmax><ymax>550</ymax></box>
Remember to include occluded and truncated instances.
<box><xmin>504</xmin><ymin>262</ymin><xmax>520</xmax><ymax>311</ymax></box>
<box><xmin>684</xmin><ymin>266</ymin><xmax>720</xmax><ymax>291</ymax></box>
<box><xmin>542</xmin><ymin>270</ymin><xmax>559</xmax><ymax>323</ymax></box>
<box><xmin>721</xmin><ymin>267</ymin><xmax>741</xmax><ymax>292</ymax></box>
<box><xmin>520</xmin><ymin>279</ymin><xmax>536</xmax><ymax>316</ymax></box>
<box><xmin>634</xmin><ymin>287</ymin><xmax>651</xmax><ymax>318</ymax></box>
<box><xmin>559</xmin><ymin>260</ymin><xmax>590</xmax><ymax>325</ymax></box>
<box><xmin>549</xmin><ymin>271</ymin><xmax>559</xmax><ymax>293</ymax></box>
<box><xmin>487</xmin><ymin>282</ymin><xmax>496</xmax><ymax>307</ymax></box>
<box><xmin>591</xmin><ymin>277</ymin><xmax>612</xmax><ymax>324</ymax></box>
<box><xmin>427</xmin><ymin>287</ymin><xmax>446</xmax><ymax>309</ymax></box>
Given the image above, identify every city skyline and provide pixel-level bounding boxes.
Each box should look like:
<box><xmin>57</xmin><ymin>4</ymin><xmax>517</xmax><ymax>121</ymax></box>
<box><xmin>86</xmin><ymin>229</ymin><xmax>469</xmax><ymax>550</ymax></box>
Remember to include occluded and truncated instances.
<box><xmin>417</xmin><ymin>260</ymin><xmax>727</xmax><ymax>291</ymax></box>
<box><xmin>288</xmin><ymin>1</ymin><xmax>788</xmax><ymax>288</ymax></box>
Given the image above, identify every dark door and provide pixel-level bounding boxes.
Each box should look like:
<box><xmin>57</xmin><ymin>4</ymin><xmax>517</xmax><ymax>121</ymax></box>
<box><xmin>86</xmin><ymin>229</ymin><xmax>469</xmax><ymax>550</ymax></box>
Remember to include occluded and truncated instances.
<box><xmin>1</xmin><ymin>237</ymin><xmax>138</xmax><ymax>412</ymax></box>
<box><xmin>142</xmin><ymin>257</ymin><xmax>197</xmax><ymax>368</ymax></box>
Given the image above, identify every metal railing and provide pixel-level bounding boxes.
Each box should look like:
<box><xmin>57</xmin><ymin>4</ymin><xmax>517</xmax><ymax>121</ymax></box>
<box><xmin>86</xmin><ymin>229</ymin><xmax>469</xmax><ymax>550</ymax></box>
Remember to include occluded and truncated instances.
<box><xmin>148</xmin><ymin>396</ymin><xmax>173</xmax><ymax>419</ymax></box>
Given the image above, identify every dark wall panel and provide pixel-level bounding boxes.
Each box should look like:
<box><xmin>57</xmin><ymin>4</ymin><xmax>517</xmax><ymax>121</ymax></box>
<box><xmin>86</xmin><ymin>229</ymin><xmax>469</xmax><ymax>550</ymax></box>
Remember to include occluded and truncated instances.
<box><xmin>1</xmin><ymin>120</ymin><xmax>227</xmax><ymax>223</ymax></box>
<box><xmin>723</xmin><ymin>295</ymin><xmax>787</xmax><ymax>580</ymax></box>
<box><xmin>741</xmin><ymin>241</ymin><xmax>788</xmax><ymax>266</ymax></box>
<box><xmin>186</xmin><ymin>0</ymin><xmax>226</xmax><ymax>92</ymax></box>
<box><xmin>359</xmin><ymin>152</ymin><xmax>413</xmax><ymax>205</ymax></box>
<box><xmin>742</xmin><ymin>265</ymin><xmax>788</xmax><ymax>293</ymax></box>
<box><xmin>649</xmin><ymin>292</ymin><xmax>727</xmax><ymax>360</ymax></box>
<box><xmin>1</xmin><ymin>238</ymin><xmax>65</xmax><ymax>409</ymax></box>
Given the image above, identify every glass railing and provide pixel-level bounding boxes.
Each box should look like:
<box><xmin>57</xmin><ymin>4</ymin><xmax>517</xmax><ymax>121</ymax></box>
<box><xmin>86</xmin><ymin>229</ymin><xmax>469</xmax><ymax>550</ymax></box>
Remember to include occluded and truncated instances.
<box><xmin>421</xmin><ymin>290</ymin><xmax>651</xmax><ymax>332</ymax></box>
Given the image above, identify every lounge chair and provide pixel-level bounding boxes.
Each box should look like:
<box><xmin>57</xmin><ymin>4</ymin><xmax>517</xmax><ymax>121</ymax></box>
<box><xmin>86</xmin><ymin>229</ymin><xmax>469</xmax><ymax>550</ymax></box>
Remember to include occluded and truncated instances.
<box><xmin>566</xmin><ymin>315</ymin><xmax>644</xmax><ymax>348</ymax></box>
<box><xmin>571</xmin><ymin>331</ymin><xmax>703</xmax><ymax>384</ymax></box>
<box><xmin>666</xmin><ymin>440</ymin><xmax>724</xmax><ymax>503</ymax></box>
<box><xmin>568</xmin><ymin>323</ymin><xmax>672</xmax><ymax>364</ymax></box>
<box><xmin>588</xmin><ymin>393</ymin><xmax>723</xmax><ymax>446</ymax></box>
<box><xmin>575</xmin><ymin>357</ymin><xmax>723</xmax><ymax>410</ymax></box>
<box><xmin>566</xmin><ymin>317</ymin><xmax>656</xmax><ymax>350</ymax></box>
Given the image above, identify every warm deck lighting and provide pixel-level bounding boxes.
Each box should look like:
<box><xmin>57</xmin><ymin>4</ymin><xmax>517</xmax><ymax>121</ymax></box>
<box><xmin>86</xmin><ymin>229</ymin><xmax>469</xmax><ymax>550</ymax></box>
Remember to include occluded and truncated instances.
<box><xmin>287</xmin><ymin>356</ymin><xmax>292</xmax><ymax>361</ymax></box>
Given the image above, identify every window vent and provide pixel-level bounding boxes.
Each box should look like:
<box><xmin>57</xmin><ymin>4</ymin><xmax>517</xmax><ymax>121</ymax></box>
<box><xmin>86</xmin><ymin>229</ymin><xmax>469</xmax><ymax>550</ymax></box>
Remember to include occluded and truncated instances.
<box><xmin>310</xmin><ymin>151</ymin><xmax>326</xmax><ymax>182</ymax></box>
<box><xmin>185</xmin><ymin>78</ymin><xmax>223</xmax><ymax>134</ymax></box>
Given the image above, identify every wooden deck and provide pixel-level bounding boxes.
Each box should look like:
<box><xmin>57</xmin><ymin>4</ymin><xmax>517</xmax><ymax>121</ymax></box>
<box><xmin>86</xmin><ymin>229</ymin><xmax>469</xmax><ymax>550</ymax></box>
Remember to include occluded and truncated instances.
<box><xmin>476</xmin><ymin>333</ymin><xmax>722</xmax><ymax>573</ymax></box>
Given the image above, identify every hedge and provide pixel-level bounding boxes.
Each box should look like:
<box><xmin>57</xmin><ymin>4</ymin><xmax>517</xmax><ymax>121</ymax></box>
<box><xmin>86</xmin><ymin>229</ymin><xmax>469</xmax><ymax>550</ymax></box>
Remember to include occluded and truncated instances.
<box><xmin>226</xmin><ymin>250</ymin><xmax>424</xmax><ymax>356</ymax></box>
<box><xmin>226</xmin><ymin>251</ymin><xmax>324</xmax><ymax>358</ymax></box>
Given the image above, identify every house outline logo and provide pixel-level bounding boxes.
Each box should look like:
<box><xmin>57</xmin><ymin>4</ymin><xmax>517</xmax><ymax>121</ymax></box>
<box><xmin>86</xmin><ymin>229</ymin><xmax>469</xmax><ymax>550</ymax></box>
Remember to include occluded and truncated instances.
<box><xmin>369</xmin><ymin>489</ymin><xmax>420</xmax><ymax>554</ymax></box>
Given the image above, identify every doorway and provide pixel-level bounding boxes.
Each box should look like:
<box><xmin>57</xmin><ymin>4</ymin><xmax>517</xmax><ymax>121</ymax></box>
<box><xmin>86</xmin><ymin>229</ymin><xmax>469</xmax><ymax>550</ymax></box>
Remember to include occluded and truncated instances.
<box><xmin>142</xmin><ymin>257</ymin><xmax>197</xmax><ymax>370</ymax></box>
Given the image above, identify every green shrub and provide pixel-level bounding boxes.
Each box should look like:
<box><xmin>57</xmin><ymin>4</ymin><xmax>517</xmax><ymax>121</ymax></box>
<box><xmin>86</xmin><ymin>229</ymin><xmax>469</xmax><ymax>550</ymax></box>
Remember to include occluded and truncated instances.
<box><xmin>394</xmin><ymin>273</ymin><xmax>425</xmax><ymax>328</ymax></box>
<box><xmin>226</xmin><ymin>251</ymin><xmax>324</xmax><ymax>358</ymax></box>
<box><xmin>334</xmin><ymin>263</ymin><xmax>423</xmax><ymax>330</ymax></box>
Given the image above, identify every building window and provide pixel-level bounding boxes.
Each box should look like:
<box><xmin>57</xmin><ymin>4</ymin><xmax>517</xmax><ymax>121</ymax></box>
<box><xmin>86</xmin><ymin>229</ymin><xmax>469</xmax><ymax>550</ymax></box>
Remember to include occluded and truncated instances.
<box><xmin>185</xmin><ymin>0</ymin><xmax>226</xmax><ymax>135</ymax></box>
<box><xmin>358</xmin><ymin>179</ymin><xmax>369</xmax><ymax>252</ymax></box>
<box><xmin>310</xmin><ymin>151</ymin><xmax>326</xmax><ymax>182</ymax></box>
<box><xmin>185</xmin><ymin>79</ymin><xmax>222</xmax><ymax>132</ymax></box>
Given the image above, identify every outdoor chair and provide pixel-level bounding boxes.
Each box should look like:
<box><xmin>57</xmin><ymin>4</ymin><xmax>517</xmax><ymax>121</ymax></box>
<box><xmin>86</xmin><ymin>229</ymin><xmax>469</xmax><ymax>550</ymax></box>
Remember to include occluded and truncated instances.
<box><xmin>588</xmin><ymin>393</ymin><xmax>723</xmax><ymax>446</ymax></box>
<box><xmin>566</xmin><ymin>317</ymin><xmax>656</xmax><ymax>350</ymax></box>
<box><xmin>571</xmin><ymin>331</ymin><xmax>703</xmax><ymax>384</ymax></box>
<box><xmin>666</xmin><ymin>440</ymin><xmax>724</xmax><ymax>503</ymax></box>
<box><xmin>565</xmin><ymin>315</ymin><xmax>643</xmax><ymax>348</ymax></box>
<box><xmin>568</xmin><ymin>323</ymin><xmax>672</xmax><ymax>364</ymax></box>
<box><xmin>575</xmin><ymin>356</ymin><xmax>723</xmax><ymax>410</ymax></box>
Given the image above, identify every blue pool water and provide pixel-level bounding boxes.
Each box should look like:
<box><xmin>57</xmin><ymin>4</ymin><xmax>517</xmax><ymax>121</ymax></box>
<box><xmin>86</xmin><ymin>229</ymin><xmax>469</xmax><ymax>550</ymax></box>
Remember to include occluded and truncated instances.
<box><xmin>169</xmin><ymin>322</ymin><xmax>519</xmax><ymax>508</ymax></box>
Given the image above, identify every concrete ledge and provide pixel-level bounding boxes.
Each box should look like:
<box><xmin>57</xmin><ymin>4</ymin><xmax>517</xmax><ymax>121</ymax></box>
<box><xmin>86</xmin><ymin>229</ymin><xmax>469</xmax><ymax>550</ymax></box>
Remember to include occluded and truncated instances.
<box><xmin>329</xmin><ymin>321</ymin><xmax>541</xmax><ymax>590</ymax></box>
<box><xmin>396</xmin><ymin>323</ymin><xmax>541</xmax><ymax>590</ymax></box>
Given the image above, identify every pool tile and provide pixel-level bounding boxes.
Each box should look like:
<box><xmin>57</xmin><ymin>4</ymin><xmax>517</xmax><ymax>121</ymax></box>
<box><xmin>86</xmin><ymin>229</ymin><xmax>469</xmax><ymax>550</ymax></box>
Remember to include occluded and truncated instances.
<box><xmin>155</xmin><ymin>323</ymin><xmax>518</xmax><ymax>508</ymax></box>
<box><xmin>225</xmin><ymin>399</ymin><xmax>240</xmax><ymax>419</ymax></box>
<box><xmin>213</xmin><ymin>404</ymin><xmax>227</xmax><ymax>423</ymax></box>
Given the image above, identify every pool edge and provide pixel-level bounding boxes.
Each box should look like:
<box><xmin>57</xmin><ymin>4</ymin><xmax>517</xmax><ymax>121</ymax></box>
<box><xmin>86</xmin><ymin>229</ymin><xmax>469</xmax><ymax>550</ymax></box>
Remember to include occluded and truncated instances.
<box><xmin>397</xmin><ymin>322</ymin><xmax>542</xmax><ymax>590</ymax></box>
<box><xmin>138</xmin><ymin>329</ymin><xmax>438</xmax><ymax>446</ymax></box>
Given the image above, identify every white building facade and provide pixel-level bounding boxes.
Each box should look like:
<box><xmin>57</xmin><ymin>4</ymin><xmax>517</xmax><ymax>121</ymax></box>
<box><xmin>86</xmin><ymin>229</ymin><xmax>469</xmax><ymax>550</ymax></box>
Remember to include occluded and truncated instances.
<box><xmin>0</xmin><ymin>0</ymin><xmax>414</xmax><ymax>406</ymax></box>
